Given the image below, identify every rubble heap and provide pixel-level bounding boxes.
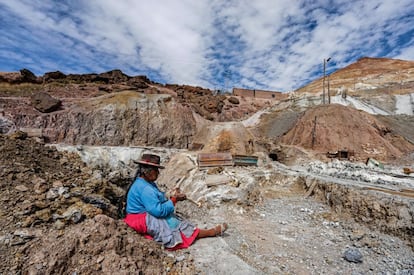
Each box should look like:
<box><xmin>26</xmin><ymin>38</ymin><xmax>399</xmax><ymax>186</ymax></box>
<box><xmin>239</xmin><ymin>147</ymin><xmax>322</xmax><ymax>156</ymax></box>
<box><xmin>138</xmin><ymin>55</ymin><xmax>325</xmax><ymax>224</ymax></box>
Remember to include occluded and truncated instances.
<box><xmin>0</xmin><ymin>135</ymin><xmax>195</xmax><ymax>274</ymax></box>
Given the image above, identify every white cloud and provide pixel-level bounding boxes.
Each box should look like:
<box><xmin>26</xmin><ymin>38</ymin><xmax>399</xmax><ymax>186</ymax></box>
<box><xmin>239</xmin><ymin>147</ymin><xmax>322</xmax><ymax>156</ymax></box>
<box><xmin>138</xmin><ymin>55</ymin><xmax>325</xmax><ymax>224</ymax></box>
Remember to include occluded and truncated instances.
<box><xmin>0</xmin><ymin>0</ymin><xmax>413</xmax><ymax>91</ymax></box>
<box><xmin>396</xmin><ymin>45</ymin><xmax>414</xmax><ymax>60</ymax></box>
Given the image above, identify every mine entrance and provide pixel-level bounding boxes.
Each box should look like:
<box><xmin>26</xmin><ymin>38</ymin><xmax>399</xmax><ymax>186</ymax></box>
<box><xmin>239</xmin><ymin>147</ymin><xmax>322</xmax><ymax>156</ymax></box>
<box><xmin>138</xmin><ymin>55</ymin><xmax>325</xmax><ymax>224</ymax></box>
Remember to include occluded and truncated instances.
<box><xmin>269</xmin><ymin>153</ymin><xmax>278</xmax><ymax>161</ymax></box>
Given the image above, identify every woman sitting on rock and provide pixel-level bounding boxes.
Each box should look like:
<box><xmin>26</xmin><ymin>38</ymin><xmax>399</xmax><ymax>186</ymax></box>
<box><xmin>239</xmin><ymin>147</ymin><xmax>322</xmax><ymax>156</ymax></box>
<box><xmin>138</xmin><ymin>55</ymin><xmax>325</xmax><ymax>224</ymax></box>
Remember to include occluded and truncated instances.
<box><xmin>124</xmin><ymin>154</ymin><xmax>228</xmax><ymax>250</ymax></box>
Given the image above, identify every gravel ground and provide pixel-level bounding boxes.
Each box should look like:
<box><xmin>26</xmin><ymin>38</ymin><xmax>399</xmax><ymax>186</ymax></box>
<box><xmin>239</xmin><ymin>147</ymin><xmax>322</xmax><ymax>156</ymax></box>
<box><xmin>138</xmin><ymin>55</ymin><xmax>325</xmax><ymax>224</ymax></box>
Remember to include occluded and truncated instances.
<box><xmin>186</xmin><ymin>192</ymin><xmax>414</xmax><ymax>274</ymax></box>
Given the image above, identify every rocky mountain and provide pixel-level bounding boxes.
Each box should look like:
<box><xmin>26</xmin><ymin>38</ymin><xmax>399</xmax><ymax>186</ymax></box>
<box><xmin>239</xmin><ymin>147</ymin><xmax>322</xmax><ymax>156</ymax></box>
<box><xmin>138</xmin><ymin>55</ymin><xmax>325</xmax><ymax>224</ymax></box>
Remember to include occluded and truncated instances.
<box><xmin>293</xmin><ymin>57</ymin><xmax>414</xmax><ymax>115</ymax></box>
<box><xmin>295</xmin><ymin>57</ymin><xmax>414</xmax><ymax>96</ymax></box>
<box><xmin>1</xmin><ymin>57</ymin><xmax>414</xmax><ymax>163</ymax></box>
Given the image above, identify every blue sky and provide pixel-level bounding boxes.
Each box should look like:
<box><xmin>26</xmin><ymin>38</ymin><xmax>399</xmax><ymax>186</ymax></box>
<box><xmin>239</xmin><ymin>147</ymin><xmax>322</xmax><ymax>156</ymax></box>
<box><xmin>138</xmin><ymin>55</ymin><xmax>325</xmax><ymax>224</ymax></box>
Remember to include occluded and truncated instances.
<box><xmin>0</xmin><ymin>0</ymin><xmax>413</xmax><ymax>92</ymax></box>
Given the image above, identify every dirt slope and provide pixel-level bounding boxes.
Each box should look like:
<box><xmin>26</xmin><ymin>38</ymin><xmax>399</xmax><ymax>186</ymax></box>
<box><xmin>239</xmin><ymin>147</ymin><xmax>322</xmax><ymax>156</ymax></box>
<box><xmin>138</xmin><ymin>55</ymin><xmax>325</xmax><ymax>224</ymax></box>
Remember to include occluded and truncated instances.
<box><xmin>0</xmin><ymin>135</ymin><xmax>194</xmax><ymax>274</ymax></box>
<box><xmin>279</xmin><ymin>104</ymin><xmax>414</xmax><ymax>162</ymax></box>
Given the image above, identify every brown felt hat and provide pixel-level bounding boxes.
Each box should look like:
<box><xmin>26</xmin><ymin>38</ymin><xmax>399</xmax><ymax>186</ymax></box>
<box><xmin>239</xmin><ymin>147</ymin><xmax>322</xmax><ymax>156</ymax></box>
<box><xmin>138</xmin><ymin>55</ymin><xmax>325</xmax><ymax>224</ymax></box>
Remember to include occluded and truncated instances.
<box><xmin>134</xmin><ymin>153</ymin><xmax>165</xmax><ymax>169</ymax></box>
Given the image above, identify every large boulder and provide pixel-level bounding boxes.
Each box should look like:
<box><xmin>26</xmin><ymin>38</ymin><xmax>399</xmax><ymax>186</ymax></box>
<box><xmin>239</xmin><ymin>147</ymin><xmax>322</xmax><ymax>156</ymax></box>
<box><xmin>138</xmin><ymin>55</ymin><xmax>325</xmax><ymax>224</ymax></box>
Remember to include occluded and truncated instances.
<box><xmin>127</xmin><ymin>75</ymin><xmax>150</xmax><ymax>89</ymax></box>
<box><xmin>19</xmin><ymin>69</ymin><xmax>38</xmax><ymax>83</ymax></box>
<box><xmin>31</xmin><ymin>92</ymin><xmax>62</xmax><ymax>113</ymax></box>
<box><xmin>97</xmin><ymin>69</ymin><xmax>129</xmax><ymax>84</ymax></box>
<box><xmin>43</xmin><ymin>71</ymin><xmax>67</xmax><ymax>82</ymax></box>
<box><xmin>228</xmin><ymin>96</ymin><xmax>240</xmax><ymax>104</ymax></box>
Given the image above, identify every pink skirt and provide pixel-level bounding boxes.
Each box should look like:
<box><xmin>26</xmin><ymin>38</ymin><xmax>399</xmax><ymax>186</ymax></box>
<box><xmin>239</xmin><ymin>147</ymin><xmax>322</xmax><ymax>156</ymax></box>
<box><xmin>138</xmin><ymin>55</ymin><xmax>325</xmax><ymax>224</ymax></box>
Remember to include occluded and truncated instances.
<box><xmin>124</xmin><ymin>213</ymin><xmax>200</xmax><ymax>250</ymax></box>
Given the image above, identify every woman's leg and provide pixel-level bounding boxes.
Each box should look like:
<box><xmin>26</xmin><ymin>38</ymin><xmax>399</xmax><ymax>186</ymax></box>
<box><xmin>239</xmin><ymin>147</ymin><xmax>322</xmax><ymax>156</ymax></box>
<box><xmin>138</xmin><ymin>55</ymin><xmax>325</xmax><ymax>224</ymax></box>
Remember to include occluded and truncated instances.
<box><xmin>196</xmin><ymin>223</ymin><xmax>228</xmax><ymax>239</ymax></box>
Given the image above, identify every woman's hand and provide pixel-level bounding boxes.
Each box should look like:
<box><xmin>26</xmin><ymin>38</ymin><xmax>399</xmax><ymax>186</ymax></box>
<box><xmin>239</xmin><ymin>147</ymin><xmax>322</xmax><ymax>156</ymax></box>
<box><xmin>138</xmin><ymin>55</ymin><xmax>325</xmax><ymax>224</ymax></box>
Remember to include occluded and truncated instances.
<box><xmin>174</xmin><ymin>193</ymin><xmax>187</xmax><ymax>201</ymax></box>
<box><xmin>172</xmin><ymin>187</ymin><xmax>187</xmax><ymax>201</ymax></box>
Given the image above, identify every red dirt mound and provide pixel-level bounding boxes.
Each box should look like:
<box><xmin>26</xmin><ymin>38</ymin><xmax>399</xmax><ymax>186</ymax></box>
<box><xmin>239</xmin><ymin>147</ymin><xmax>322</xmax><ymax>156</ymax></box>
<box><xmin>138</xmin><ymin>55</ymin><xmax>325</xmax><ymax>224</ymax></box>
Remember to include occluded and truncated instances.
<box><xmin>279</xmin><ymin>104</ymin><xmax>414</xmax><ymax>162</ymax></box>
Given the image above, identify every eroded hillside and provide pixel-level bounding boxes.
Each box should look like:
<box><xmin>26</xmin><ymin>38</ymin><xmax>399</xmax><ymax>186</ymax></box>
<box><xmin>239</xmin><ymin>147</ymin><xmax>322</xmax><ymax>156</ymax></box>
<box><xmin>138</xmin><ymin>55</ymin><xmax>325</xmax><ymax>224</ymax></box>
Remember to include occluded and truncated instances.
<box><xmin>0</xmin><ymin>69</ymin><xmax>273</xmax><ymax>148</ymax></box>
<box><xmin>278</xmin><ymin>104</ymin><xmax>414</xmax><ymax>162</ymax></box>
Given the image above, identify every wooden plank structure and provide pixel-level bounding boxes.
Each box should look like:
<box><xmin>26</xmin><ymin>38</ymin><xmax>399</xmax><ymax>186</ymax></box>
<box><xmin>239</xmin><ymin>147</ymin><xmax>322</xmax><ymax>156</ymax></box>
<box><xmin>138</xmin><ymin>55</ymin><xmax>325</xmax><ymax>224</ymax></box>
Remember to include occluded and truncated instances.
<box><xmin>326</xmin><ymin>150</ymin><xmax>354</xmax><ymax>160</ymax></box>
<box><xmin>233</xmin><ymin>155</ymin><xmax>258</xmax><ymax>166</ymax></box>
<box><xmin>197</xmin><ymin>153</ymin><xmax>233</xmax><ymax>168</ymax></box>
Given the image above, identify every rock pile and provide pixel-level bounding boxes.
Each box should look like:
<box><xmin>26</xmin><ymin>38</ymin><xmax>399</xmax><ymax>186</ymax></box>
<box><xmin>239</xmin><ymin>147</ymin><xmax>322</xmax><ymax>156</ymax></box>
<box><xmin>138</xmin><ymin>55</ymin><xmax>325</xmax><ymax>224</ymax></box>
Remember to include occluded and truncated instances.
<box><xmin>0</xmin><ymin>135</ymin><xmax>195</xmax><ymax>274</ymax></box>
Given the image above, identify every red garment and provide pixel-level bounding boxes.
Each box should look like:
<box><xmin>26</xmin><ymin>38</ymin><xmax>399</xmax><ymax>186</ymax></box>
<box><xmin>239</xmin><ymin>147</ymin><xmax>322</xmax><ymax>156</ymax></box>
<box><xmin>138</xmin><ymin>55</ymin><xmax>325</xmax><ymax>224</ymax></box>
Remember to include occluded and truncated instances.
<box><xmin>124</xmin><ymin>213</ymin><xmax>200</xmax><ymax>250</ymax></box>
<box><xmin>167</xmin><ymin>228</ymin><xmax>200</xmax><ymax>251</ymax></box>
<box><xmin>124</xmin><ymin>213</ymin><xmax>148</xmax><ymax>234</ymax></box>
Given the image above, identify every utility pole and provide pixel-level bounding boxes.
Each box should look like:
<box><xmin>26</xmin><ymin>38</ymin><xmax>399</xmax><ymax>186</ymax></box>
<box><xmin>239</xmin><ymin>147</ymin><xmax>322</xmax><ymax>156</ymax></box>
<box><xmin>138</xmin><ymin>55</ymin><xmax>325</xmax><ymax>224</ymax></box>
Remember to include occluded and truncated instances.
<box><xmin>311</xmin><ymin>116</ymin><xmax>317</xmax><ymax>148</ymax></box>
<box><xmin>323</xmin><ymin>57</ymin><xmax>331</xmax><ymax>104</ymax></box>
<box><xmin>328</xmin><ymin>74</ymin><xmax>331</xmax><ymax>104</ymax></box>
<box><xmin>146</xmin><ymin>97</ymin><xmax>149</xmax><ymax>145</ymax></box>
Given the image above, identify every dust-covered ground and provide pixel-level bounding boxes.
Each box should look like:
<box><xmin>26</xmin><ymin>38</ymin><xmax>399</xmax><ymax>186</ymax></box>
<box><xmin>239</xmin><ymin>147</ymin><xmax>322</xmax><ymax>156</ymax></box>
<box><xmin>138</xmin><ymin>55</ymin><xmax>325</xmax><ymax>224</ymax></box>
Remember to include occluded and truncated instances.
<box><xmin>1</xmin><ymin>135</ymin><xmax>414</xmax><ymax>274</ymax></box>
<box><xmin>187</xmin><ymin>195</ymin><xmax>414</xmax><ymax>274</ymax></box>
<box><xmin>165</xmin><ymin>161</ymin><xmax>414</xmax><ymax>274</ymax></box>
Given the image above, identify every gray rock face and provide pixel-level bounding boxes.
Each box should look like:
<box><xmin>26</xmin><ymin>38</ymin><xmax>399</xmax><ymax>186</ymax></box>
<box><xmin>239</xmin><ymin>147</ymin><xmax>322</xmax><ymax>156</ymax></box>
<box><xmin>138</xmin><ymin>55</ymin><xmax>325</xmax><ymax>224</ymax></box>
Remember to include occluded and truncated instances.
<box><xmin>19</xmin><ymin>92</ymin><xmax>197</xmax><ymax>148</ymax></box>
<box><xmin>0</xmin><ymin>117</ymin><xmax>16</xmax><ymax>134</ymax></box>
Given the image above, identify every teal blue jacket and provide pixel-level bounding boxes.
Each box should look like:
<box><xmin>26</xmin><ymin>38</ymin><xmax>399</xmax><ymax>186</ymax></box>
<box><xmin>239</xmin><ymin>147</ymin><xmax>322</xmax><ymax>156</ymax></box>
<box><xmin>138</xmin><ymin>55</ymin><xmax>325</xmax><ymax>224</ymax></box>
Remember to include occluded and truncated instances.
<box><xmin>126</xmin><ymin>177</ymin><xmax>174</xmax><ymax>218</ymax></box>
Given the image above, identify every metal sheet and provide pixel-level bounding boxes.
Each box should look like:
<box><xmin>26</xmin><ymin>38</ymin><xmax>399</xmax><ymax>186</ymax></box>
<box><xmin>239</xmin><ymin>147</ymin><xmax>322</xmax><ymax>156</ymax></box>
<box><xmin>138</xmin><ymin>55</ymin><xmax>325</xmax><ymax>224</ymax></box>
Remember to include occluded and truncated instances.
<box><xmin>233</xmin><ymin>155</ymin><xmax>258</xmax><ymax>166</ymax></box>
